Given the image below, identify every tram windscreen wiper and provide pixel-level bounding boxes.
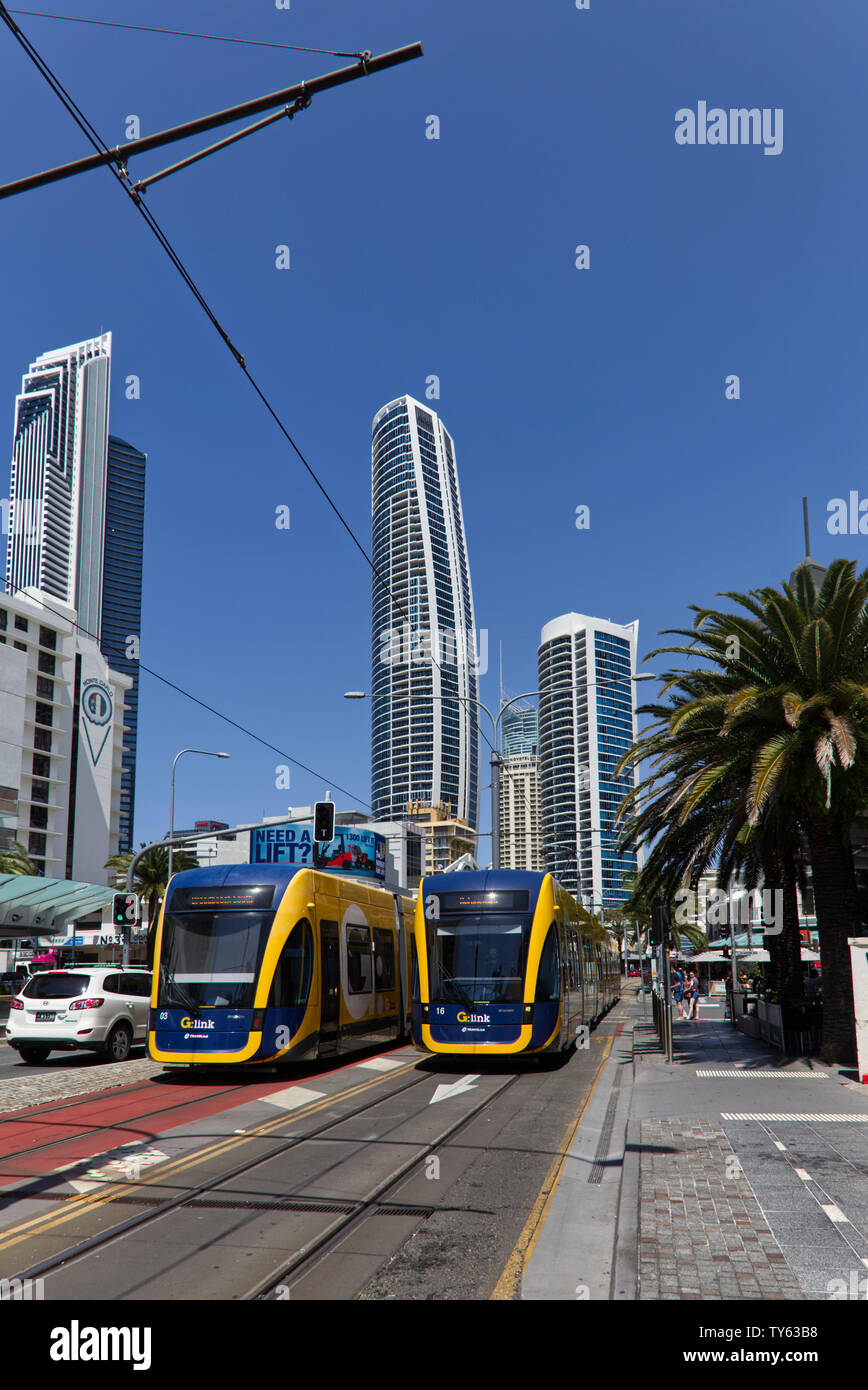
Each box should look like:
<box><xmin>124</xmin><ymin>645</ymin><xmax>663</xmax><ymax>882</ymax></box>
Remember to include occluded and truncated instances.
<box><xmin>434</xmin><ymin>966</ymin><xmax>473</xmax><ymax>1005</ymax></box>
<box><xmin>161</xmin><ymin>970</ymin><xmax>200</xmax><ymax>1013</ymax></box>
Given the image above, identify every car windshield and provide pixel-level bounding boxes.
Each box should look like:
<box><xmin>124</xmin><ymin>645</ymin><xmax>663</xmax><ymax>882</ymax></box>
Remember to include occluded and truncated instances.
<box><xmin>426</xmin><ymin>914</ymin><xmax>533</xmax><ymax>1004</ymax></box>
<box><xmin>157</xmin><ymin>910</ymin><xmax>275</xmax><ymax>1009</ymax></box>
<box><xmin>22</xmin><ymin>973</ymin><xmax>90</xmax><ymax>1000</ymax></box>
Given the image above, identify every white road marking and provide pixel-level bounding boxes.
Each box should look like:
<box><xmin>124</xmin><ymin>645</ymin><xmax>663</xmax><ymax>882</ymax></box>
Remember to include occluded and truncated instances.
<box><xmin>821</xmin><ymin>1204</ymin><xmax>849</xmax><ymax>1224</ymax></box>
<box><xmin>794</xmin><ymin>1168</ymin><xmax>812</xmax><ymax>1181</ymax></box>
<box><xmin>721</xmin><ymin>1113</ymin><xmax>868</xmax><ymax>1121</ymax></box>
<box><xmin>261</xmin><ymin>1086</ymin><xmax>326</xmax><ymax>1111</ymax></box>
<box><xmin>67</xmin><ymin>1145</ymin><xmax>169</xmax><ymax>1193</ymax></box>
<box><xmin>429</xmin><ymin>1074</ymin><xmax>480</xmax><ymax>1105</ymax></box>
<box><xmin>354</xmin><ymin>1057</ymin><xmax>405</xmax><ymax>1071</ymax></box>
<box><xmin>697</xmin><ymin>1069</ymin><xmax>824</xmax><ymax>1078</ymax></box>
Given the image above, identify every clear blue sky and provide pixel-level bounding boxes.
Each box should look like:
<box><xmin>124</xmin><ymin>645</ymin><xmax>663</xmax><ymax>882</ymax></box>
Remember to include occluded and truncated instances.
<box><xmin>1</xmin><ymin>1</ymin><xmax>865</xmax><ymax>851</ymax></box>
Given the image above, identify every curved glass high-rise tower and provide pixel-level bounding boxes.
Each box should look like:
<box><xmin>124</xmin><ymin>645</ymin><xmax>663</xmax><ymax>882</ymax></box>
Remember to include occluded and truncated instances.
<box><xmin>371</xmin><ymin>395</ymin><xmax>479</xmax><ymax>830</ymax></box>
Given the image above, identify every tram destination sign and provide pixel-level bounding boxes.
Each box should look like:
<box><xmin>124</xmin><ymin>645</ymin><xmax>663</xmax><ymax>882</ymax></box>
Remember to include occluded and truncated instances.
<box><xmin>250</xmin><ymin>823</ymin><xmax>386</xmax><ymax>881</ymax></box>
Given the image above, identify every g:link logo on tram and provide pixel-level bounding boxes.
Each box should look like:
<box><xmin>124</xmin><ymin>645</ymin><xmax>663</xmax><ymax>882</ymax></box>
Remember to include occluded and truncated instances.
<box><xmin>456</xmin><ymin>1012</ymin><xmax>490</xmax><ymax>1024</ymax></box>
<box><xmin>180</xmin><ymin>1017</ymin><xmax>215</xmax><ymax>1030</ymax></box>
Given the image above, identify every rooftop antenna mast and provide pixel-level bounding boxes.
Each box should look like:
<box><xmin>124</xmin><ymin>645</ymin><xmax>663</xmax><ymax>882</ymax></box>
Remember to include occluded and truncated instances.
<box><xmin>803</xmin><ymin>496</ymin><xmax>811</xmax><ymax>558</ymax></box>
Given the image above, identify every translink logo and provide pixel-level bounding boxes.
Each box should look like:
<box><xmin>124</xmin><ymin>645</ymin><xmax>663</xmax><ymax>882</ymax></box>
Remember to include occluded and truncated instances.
<box><xmin>180</xmin><ymin>1017</ymin><xmax>215</xmax><ymax>1030</ymax></box>
<box><xmin>456</xmin><ymin>1011</ymin><xmax>490</xmax><ymax>1024</ymax></box>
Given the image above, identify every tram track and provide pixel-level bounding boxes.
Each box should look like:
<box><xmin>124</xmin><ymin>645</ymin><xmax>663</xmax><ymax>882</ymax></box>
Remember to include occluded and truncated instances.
<box><xmin>4</xmin><ymin>1057</ymin><xmax>523</xmax><ymax>1299</ymax></box>
<box><xmin>251</xmin><ymin>1070</ymin><xmax>522</xmax><ymax>1300</ymax></box>
<box><xmin>0</xmin><ymin>1077</ymin><xmax>253</xmax><ymax>1173</ymax></box>
<box><xmin>2</xmin><ymin>1056</ymin><xmax>432</xmax><ymax>1283</ymax></box>
<box><xmin>0</xmin><ymin>1044</ymin><xmax>409</xmax><ymax>1176</ymax></box>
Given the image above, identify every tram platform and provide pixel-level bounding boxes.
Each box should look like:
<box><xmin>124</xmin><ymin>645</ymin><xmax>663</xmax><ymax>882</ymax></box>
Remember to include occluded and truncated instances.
<box><xmin>521</xmin><ymin>986</ymin><xmax>868</xmax><ymax>1301</ymax></box>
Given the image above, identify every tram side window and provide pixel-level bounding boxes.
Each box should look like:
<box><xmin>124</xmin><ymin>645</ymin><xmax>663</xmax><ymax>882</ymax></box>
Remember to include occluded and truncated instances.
<box><xmin>267</xmin><ymin>919</ymin><xmax>314</xmax><ymax>1008</ymax></box>
<box><xmin>347</xmin><ymin>925</ymin><xmax>373</xmax><ymax>993</ymax></box>
<box><xmin>373</xmin><ymin>928</ymin><xmax>395</xmax><ymax>990</ymax></box>
<box><xmin>535</xmin><ymin>924</ymin><xmax>561</xmax><ymax>1002</ymax></box>
<box><xmin>410</xmin><ymin>935</ymin><xmax>419</xmax><ymax>1002</ymax></box>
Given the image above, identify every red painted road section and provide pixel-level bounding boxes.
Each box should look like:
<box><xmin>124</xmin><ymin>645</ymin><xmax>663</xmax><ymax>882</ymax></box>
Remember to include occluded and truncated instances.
<box><xmin>0</xmin><ymin>1046</ymin><xmax>408</xmax><ymax>1188</ymax></box>
<box><xmin>0</xmin><ymin>1079</ymin><xmax>283</xmax><ymax>1187</ymax></box>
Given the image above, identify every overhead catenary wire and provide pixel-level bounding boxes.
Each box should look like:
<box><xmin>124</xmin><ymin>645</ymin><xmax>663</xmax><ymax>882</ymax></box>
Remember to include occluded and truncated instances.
<box><xmin>0</xmin><ymin>10</ymin><xmax>507</xmax><ymax>828</ymax></box>
<box><xmin>7</xmin><ymin>10</ymin><xmax>366</xmax><ymax>56</ymax></box>
<box><xmin>0</xmin><ymin>577</ymin><xmax>372</xmax><ymax>811</ymax></box>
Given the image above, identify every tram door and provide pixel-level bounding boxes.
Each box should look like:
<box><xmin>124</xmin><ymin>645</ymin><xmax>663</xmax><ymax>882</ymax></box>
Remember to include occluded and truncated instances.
<box><xmin>319</xmin><ymin>920</ymin><xmax>340</xmax><ymax>1053</ymax></box>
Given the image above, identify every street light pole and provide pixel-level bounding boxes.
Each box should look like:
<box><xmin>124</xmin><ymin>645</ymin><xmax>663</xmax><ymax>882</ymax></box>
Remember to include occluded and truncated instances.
<box><xmin>168</xmin><ymin>748</ymin><xmax>230</xmax><ymax>881</ymax></box>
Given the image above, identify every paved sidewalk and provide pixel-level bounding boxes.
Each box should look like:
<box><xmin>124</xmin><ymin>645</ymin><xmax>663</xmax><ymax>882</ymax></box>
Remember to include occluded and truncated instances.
<box><xmin>523</xmin><ymin>988</ymin><xmax>868</xmax><ymax>1300</ymax></box>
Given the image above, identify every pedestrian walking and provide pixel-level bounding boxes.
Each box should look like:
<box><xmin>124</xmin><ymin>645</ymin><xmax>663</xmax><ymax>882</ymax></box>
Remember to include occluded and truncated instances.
<box><xmin>672</xmin><ymin>964</ymin><xmax>685</xmax><ymax>1020</ymax></box>
<box><xmin>684</xmin><ymin>969</ymin><xmax>700</xmax><ymax>1020</ymax></box>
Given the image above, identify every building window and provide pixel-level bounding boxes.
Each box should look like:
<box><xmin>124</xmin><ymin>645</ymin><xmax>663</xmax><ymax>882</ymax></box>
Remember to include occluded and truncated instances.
<box><xmin>30</xmin><ymin>805</ymin><xmax>48</xmax><ymax>829</ymax></box>
<box><xmin>13</xmin><ymin>641</ymin><xmax>26</xmax><ymax>652</ymax></box>
<box><xmin>0</xmin><ymin>610</ymin><xmax>6</xmax><ymax>631</ymax></box>
<box><xmin>14</xmin><ymin>615</ymin><xmax>28</xmax><ymax>632</ymax></box>
<box><xmin>34</xmin><ymin>728</ymin><xmax>52</xmax><ymax>752</ymax></box>
<box><xmin>38</xmin><ymin>651</ymin><xmax>55</xmax><ymax>675</ymax></box>
<box><xmin>32</xmin><ymin>754</ymin><xmax>50</xmax><ymax>779</ymax></box>
<box><xmin>31</xmin><ymin>781</ymin><xmax>50</xmax><ymax>805</ymax></box>
<box><xmin>38</xmin><ymin>626</ymin><xmax>56</xmax><ymax>651</ymax></box>
<box><xmin>28</xmin><ymin>832</ymin><xmax>46</xmax><ymax>857</ymax></box>
<box><xmin>0</xmin><ymin>786</ymin><xmax>17</xmax><ymax>816</ymax></box>
<box><xmin>34</xmin><ymin>702</ymin><xmax>52</xmax><ymax>728</ymax></box>
<box><xmin>36</xmin><ymin>676</ymin><xmax>54</xmax><ymax>701</ymax></box>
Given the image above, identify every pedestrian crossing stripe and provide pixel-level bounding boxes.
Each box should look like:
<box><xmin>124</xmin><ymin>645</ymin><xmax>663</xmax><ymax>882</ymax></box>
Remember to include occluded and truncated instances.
<box><xmin>696</xmin><ymin>1069</ymin><xmax>826</xmax><ymax>1078</ymax></box>
<box><xmin>721</xmin><ymin>1113</ymin><xmax>868</xmax><ymax>1122</ymax></box>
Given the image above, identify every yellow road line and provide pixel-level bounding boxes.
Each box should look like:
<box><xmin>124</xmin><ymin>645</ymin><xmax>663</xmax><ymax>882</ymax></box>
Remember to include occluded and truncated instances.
<box><xmin>0</xmin><ymin>1058</ymin><xmax>420</xmax><ymax>1256</ymax></box>
<box><xmin>490</xmin><ymin>1034</ymin><xmax>615</xmax><ymax>1300</ymax></box>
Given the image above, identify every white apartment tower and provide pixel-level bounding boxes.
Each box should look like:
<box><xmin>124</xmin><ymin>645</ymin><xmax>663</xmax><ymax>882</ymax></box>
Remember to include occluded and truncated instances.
<box><xmin>371</xmin><ymin>395</ymin><xmax>480</xmax><ymax>830</ymax></box>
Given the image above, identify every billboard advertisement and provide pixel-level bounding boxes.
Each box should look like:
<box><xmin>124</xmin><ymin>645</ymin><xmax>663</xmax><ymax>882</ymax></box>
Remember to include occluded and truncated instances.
<box><xmin>250</xmin><ymin>823</ymin><xmax>386</xmax><ymax>881</ymax></box>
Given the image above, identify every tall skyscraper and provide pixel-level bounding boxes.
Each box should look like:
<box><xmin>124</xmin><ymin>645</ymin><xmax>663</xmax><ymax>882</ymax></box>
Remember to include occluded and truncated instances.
<box><xmin>499</xmin><ymin>753</ymin><xmax>542</xmax><ymax>871</ymax></box>
<box><xmin>102</xmin><ymin>436</ymin><xmax>146</xmax><ymax>853</ymax></box>
<box><xmin>6</xmin><ymin>335</ymin><xmax>145</xmax><ymax>852</ymax></box>
<box><xmin>538</xmin><ymin>613</ymin><xmax>640</xmax><ymax>908</ymax></box>
<box><xmin>371</xmin><ymin>395</ymin><xmax>479</xmax><ymax>831</ymax></box>
<box><xmin>501</xmin><ymin>703</ymin><xmax>538</xmax><ymax>758</ymax></box>
<box><xmin>8</xmin><ymin>335</ymin><xmax>112</xmax><ymax>634</ymax></box>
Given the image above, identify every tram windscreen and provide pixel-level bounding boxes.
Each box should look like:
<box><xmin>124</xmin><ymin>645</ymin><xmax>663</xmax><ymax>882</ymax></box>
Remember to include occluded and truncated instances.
<box><xmin>157</xmin><ymin>909</ymin><xmax>275</xmax><ymax>1010</ymax></box>
<box><xmin>427</xmin><ymin>914</ymin><xmax>532</xmax><ymax>1004</ymax></box>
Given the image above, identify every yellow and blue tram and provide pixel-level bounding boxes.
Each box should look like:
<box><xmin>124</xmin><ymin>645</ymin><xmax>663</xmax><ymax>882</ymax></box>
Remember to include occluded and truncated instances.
<box><xmin>411</xmin><ymin>870</ymin><xmax>620</xmax><ymax>1056</ymax></box>
<box><xmin>148</xmin><ymin>865</ymin><xmax>414</xmax><ymax>1066</ymax></box>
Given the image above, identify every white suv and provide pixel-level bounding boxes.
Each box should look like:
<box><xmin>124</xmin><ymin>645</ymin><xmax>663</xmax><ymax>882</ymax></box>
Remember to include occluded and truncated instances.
<box><xmin>5</xmin><ymin>967</ymin><xmax>152</xmax><ymax>1064</ymax></box>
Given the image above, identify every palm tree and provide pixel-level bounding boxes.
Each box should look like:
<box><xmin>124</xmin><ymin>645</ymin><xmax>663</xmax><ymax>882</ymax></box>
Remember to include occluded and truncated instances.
<box><xmin>0</xmin><ymin>841</ymin><xmax>38</xmax><ymax>876</ymax></box>
<box><xmin>617</xmin><ymin>559</ymin><xmax>868</xmax><ymax>1062</ymax></box>
<box><xmin>105</xmin><ymin>843</ymin><xmax>198</xmax><ymax>965</ymax></box>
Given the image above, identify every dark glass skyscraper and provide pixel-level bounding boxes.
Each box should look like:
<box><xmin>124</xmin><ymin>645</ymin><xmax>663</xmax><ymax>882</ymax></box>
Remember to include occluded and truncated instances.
<box><xmin>102</xmin><ymin>435</ymin><xmax>146</xmax><ymax>853</ymax></box>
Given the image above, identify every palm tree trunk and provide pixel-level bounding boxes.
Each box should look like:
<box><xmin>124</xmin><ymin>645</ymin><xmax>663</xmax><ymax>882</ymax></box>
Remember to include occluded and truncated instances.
<box><xmin>803</xmin><ymin>810</ymin><xmax>860</xmax><ymax>1063</ymax></box>
<box><xmin>763</xmin><ymin>854</ymin><xmax>803</xmax><ymax>1004</ymax></box>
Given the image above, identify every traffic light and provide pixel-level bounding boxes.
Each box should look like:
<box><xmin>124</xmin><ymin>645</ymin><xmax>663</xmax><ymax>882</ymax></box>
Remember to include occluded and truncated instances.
<box><xmin>722</xmin><ymin>945</ymin><xmax>731</xmax><ymax>960</ymax></box>
<box><xmin>112</xmin><ymin>892</ymin><xmax>139</xmax><ymax>928</ymax></box>
<box><xmin>650</xmin><ymin>900</ymin><xmax>669</xmax><ymax>948</ymax></box>
<box><xmin>314</xmin><ymin>801</ymin><xmax>335</xmax><ymax>843</ymax></box>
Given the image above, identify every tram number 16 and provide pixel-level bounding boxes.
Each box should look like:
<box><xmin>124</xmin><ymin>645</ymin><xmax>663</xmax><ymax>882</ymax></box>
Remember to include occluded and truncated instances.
<box><xmin>435</xmin><ymin>1007</ymin><xmax>445</xmax><ymax>1017</ymax></box>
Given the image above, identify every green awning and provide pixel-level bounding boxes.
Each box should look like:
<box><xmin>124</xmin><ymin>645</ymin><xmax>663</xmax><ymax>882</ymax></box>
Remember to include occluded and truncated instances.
<box><xmin>0</xmin><ymin>874</ymin><xmax>115</xmax><ymax>935</ymax></box>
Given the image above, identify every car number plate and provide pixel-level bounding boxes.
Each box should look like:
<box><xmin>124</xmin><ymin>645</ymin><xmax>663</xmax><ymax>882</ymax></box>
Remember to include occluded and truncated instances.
<box><xmin>35</xmin><ymin>1012</ymin><xmax>56</xmax><ymax>1022</ymax></box>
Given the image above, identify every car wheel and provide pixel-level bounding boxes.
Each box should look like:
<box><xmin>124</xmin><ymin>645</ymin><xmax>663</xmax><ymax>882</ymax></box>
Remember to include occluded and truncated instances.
<box><xmin>105</xmin><ymin>1022</ymin><xmax>133</xmax><ymax>1063</ymax></box>
<box><xmin>18</xmin><ymin>1046</ymin><xmax>50</xmax><ymax>1064</ymax></box>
